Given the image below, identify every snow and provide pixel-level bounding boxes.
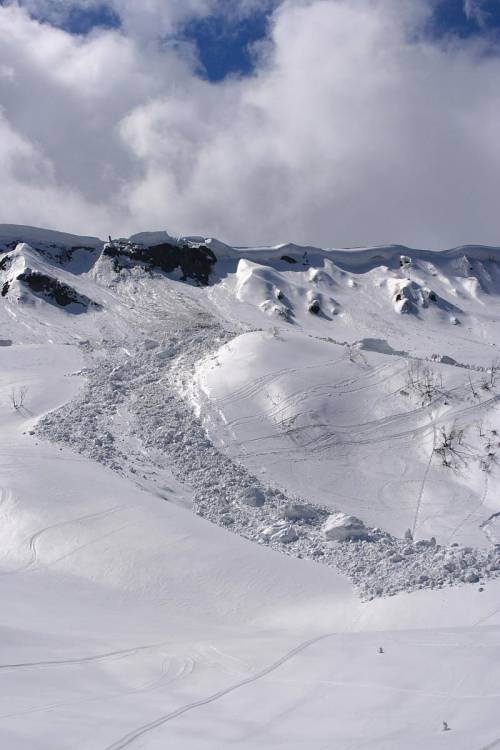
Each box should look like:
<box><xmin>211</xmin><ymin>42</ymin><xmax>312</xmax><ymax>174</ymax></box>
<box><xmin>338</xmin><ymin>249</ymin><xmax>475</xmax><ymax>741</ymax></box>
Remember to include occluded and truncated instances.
<box><xmin>1</xmin><ymin>226</ymin><xmax>500</xmax><ymax>748</ymax></box>
<box><xmin>0</xmin><ymin>224</ymin><xmax>102</xmax><ymax>249</ymax></box>
<box><xmin>323</xmin><ymin>512</ymin><xmax>368</xmax><ymax>541</ymax></box>
<box><xmin>128</xmin><ymin>230</ymin><xmax>177</xmax><ymax>246</ymax></box>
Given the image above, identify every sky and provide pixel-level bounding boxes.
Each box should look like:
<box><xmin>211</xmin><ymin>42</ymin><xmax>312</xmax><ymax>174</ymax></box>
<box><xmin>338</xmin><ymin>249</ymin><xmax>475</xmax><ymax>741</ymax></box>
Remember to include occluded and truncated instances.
<box><xmin>1</xmin><ymin>0</ymin><xmax>500</xmax><ymax>248</ymax></box>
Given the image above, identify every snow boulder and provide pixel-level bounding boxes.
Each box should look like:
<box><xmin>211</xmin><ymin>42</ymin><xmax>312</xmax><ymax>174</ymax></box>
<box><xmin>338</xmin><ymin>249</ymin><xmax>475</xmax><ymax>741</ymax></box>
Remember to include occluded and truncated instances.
<box><xmin>281</xmin><ymin>502</ymin><xmax>318</xmax><ymax>522</ymax></box>
<box><xmin>322</xmin><ymin>512</ymin><xmax>367</xmax><ymax>542</ymax></box>
<box><xmin>239</xmin><ymin>485</ymin><xmax>266</xmax><ymax>508</ymax></box>
<box><xmin>261</xmin><ymin>522</ymin><xmax>298</xmax><ymax>544</ymax></box>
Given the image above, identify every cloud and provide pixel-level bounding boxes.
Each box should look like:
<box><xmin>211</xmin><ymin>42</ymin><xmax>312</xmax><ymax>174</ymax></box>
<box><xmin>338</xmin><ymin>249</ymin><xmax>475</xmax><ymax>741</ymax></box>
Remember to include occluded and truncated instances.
<box><xmin>1</xmin><ymin>0</ymin><xmax>500</xmax><ymax>248</ymax></box>
<box><xmin>463</xmin><ymin>0</ymin><xmax>489</xmax><ymax>26</ymax></box>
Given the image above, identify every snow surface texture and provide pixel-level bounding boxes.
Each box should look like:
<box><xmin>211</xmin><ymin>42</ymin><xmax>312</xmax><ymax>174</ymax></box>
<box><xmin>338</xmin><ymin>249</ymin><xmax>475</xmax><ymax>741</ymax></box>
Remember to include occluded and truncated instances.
<box><xmin>1</xmin><ymin>226</ymin><xmax>500</xmax><ymax>748</ymax></box>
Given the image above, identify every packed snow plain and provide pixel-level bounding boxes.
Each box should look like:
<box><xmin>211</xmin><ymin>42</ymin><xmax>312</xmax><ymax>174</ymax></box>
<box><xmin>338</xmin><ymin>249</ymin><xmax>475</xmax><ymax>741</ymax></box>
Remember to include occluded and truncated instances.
<box><xmin>1</xmin><ymin>225</ymin><xmax>500</xmax><ymax>749</ymax></box>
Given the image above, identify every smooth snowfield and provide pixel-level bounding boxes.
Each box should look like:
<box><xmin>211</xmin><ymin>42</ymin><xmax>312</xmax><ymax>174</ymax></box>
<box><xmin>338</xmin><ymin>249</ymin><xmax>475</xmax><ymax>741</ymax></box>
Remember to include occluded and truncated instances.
<box><xmin>1</xmin><ymin>226</ymin><xmax>500</xmax><ymax>748</ymax></box>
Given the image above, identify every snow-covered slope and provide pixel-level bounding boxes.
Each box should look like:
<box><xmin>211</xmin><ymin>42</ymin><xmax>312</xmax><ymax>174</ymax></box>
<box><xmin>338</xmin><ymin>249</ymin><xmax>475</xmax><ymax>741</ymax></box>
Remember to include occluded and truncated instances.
<box><xmin>1</xmin><ymin>225</ymin><xmax>500</xmax><ymax>749</ymax></box>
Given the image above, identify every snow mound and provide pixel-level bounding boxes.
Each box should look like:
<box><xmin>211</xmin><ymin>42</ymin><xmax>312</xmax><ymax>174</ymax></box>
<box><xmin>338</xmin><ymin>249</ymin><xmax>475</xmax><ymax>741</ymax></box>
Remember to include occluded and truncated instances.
<box><xmin>235</xmin><ymin>259</ymin><xmax>291</xmax><ymax>314</ymax></box>
<box><xmin>386</xmin><ymin>278</ymin><xmax>451</xmax><ymax>315</ymax></box>
<box><xmin>128</xmin><ymin>230</ymin><xmax>177</xmax><ymax>246</ymax></box>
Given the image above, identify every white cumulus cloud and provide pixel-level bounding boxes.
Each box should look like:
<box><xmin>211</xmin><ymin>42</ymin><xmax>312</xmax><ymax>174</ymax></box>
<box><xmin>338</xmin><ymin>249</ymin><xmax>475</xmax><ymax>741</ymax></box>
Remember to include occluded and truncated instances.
<box><xmin>1</xmin><ymin>0</ymin><xmax>500</xmax><ymax>249</ymax></box>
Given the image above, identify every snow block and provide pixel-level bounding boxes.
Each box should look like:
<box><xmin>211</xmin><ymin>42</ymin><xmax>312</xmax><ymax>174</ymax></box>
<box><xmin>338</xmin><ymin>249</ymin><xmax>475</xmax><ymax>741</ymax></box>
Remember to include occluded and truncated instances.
<box><xmin>281</xmin><ymin>503</ymin><xmax>318</xmax><ymax>522</ymax></box>
<box><xmin>322</xmin><ymin>512</ymin><xmax>367</xmax><ymax>542</ymax></box>
<box><xmin>261</xmin><ymin>522</ymin><xmax>298</xmax><ymax>544</ymax></box>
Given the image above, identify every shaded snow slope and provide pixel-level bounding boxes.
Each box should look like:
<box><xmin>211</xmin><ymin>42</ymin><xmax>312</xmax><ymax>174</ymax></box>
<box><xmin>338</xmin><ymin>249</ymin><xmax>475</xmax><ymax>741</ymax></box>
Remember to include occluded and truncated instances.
<box><xmin>1</xmin><ymin>224</ymin><xmax>500</xmax><ymax>748</ymax></box>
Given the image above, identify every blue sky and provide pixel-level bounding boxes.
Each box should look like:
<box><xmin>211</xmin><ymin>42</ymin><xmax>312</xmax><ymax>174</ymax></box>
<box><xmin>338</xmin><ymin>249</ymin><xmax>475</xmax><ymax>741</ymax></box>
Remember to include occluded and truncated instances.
<box><xmin>7</xmin><ymin>0</ymin><xmax>500</xmax><ymax>81</ymax></box>
<box><xmin>432</xmin><ymin>0</ymin><xmax>500</xmax><ymax>39</ymax></box>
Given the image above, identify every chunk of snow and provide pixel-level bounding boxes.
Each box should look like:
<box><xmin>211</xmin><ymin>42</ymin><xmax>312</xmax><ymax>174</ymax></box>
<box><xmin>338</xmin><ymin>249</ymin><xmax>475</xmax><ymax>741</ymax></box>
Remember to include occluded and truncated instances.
<box><xmin>281</xmin><ymin>503</ymin><xmax>318</xmax><ymax>522</ymax></box>
<box><xmin>261</xmin><ymin>521</ymin><xmax>298</xmax><ymax>544</ymax></box>
<box><xmin>322</xmin><ymin>512</ymin><xmax>367</xmax><ymax>542</ymax></box>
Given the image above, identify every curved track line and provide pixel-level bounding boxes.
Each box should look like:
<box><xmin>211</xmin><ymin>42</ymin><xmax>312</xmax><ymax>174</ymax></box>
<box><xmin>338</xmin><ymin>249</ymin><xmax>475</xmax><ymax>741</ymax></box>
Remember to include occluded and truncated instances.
<box><xmin>411</xmin><ymin>412</ymin><xmax>436</xmax><ymax>538</ymax></box>
<box><xmin>479</xmin><ymin>738</ymin><xmax>500</xmax><ymax>750</ymax></box>
<box><xmin>447</xmin><ymin>473</ymin><xmax>489</xmax><ymax>546</ymax></box>
<box><xmin>0</xmin><ymin>505</ymin><xmax>122</xmax><ymax>577</ymax></box>
<box><xmin>0</xmin><ymin>641</ymin><xmax>167</xmax><ymax>671</ymax></box>
<box><xmin>102</xmin><ymin>633</ymin><xmax>335</xmax><ymax>750</ymax></box>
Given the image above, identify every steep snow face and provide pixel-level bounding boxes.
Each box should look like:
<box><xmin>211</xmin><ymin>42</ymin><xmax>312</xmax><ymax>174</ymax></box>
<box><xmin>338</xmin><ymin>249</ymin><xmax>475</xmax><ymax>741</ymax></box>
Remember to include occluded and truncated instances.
<box><xmin>0</xmin><ymin>242</ymin><xmax>104</xmax><ymax>334</ymax></box>
<box><xmin>1</xmin><ymin>224</ymin><xmax>500</xmax><ymax>749</ymax></box>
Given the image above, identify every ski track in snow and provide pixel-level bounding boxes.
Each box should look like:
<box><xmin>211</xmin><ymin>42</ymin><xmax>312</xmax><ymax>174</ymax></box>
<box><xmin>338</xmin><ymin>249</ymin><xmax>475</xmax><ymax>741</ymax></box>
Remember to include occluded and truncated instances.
<box><xmin>102</xmin><ymin>633</ymin><xmax>335</xmax><ymax>750</ymax></box>
<box><xmin>0</xmin><ymin>505</ymin><xmax>123</xmax><ymax>576</ymax></box>
<box><xmin>0</xmin><ymin>641</ymin><xmax>169</xmax><ymax>672</ymax></box>
<box><xmin>0</xmin><ymin>655</ymin><xmax>195</xmax><ymax>723</ymax></box>
<box><xmin>411</xmin><ymin>412</ymin><xmax>437</xmax><ymax>538</ymax></box>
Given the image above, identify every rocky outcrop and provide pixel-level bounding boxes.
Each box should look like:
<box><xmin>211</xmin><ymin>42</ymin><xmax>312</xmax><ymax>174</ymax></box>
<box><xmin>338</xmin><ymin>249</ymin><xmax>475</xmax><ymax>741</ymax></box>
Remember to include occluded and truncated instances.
<box><xmin>0</xmin><ymin>254</ymin><xmax>11</xmax><ymax>271</ymax></box>
<box><xmin>16</xmin><ymin>270</ymin><xmax>100</xmax><ymax>312</ymax></box>
<box><xmin>103</xmin><ymin>240</ymin><xmax>217</xmax><ymax>285</ymax></box>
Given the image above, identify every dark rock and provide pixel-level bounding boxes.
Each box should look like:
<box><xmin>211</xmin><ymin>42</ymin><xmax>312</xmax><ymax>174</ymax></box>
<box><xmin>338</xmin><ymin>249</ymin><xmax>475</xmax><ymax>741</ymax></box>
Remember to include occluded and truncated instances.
<box><xmin>0</xmin><ymin>254</ymin><xmax>11</xmax><ymax>271</ymax></box>
<box><xmin>464</xmin><ymin>571</ymin><xmax>479</xmax><ymax>583</ymax></box>
<box><xmin>17</xmin><ymin>271</ymin><xmax>100</xmax><ymax>313</ymax></box>
<box><xmin>104</xmin><ymin>241</ymin><xmax>217</xmax><ymax>285</ymax></box>
<box><xmin>1</xmin><ymin>281</ymin><xmax>9</xmax><ymax>297</ymax></box>
<box><xmin>280</xmin><ymin>255</ymin><xmax>297</xmax><ymax>264</ymax></box>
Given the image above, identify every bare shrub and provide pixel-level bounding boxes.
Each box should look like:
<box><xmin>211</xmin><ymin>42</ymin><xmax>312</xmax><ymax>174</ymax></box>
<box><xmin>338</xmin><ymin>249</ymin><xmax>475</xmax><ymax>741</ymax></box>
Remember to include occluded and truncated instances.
<box><xmin>406</xmin><ymin>361</ymin><xmax>443</xmax><ymax>404</ymax></box>
<box><xmin>9</xmin><ymin>386</ymin><xmax>28</xmax><ymax>410</ymax></box>
<box><xmin>434</xmin><ymin>423</ymin><xmax>470</xmax><ymax>468</ymax></box>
